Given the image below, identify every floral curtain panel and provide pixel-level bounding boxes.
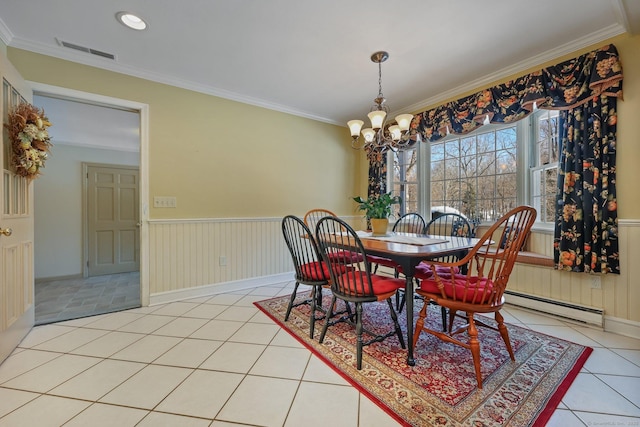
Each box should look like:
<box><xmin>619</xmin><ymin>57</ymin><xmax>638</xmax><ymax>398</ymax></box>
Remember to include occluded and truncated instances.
<box><xmin>555</xmin><ymin>96</ymin><xmax>619</xmax><ymax>273</ymax></box>
<box><xmin>367</xmin><ymin>149</ymin><xmax>388</xmax><ymax>204</ymax></box>
<box><xmin>408</xmin><ymin>44</ymin><xmax>623</xmax><ymax>274</ymax></box>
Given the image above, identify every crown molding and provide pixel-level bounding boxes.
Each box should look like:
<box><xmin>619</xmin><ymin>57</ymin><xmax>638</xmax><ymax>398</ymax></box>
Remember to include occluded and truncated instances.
<box><xmin>0</xmin><ymin>16</ymin><xmax>13</xmax><ymax>46</ymax></box>
<box><xmin>614</xmin><ymin>0</ymin><xmax>640</xmax><ymax>35</ymax></box>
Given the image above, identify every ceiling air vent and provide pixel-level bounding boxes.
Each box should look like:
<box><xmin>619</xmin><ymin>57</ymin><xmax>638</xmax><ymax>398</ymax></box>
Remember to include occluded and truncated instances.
<box><xmin>58</xmin><ymin>39</ymin><xmax>115</xmax><ymax>60</ymax></box>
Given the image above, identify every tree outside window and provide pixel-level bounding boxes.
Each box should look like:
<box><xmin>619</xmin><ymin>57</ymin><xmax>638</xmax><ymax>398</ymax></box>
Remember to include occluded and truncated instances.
<box><xmin>430</xmin><ymin>126</ymin><xmax>517</xmax><ymax>222</ymax></box>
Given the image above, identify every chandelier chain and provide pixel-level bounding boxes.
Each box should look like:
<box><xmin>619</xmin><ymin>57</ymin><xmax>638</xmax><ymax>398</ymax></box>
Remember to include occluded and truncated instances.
<box><xmin>378</xmin><ymin>61</ymin><xmax>384</xmax><ymax>99</ymax></box>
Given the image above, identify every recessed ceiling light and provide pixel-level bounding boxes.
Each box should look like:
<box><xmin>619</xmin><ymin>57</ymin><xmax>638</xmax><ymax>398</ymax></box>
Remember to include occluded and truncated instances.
<box><xmin>116</xmin><ymin>12</ymin><xmax>147</xmax><ymax>30</ymax></box>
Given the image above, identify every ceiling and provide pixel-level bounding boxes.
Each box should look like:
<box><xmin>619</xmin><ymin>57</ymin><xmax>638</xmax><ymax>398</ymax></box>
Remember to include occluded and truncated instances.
<box><xmin>33</xmin><ymin>94</ymin><xmax>141</xmax><ymax>152</ymax></box>
<box><xmin>1</xmin><ymin>0</ymin><xmax>639</xmax><ymax>130</ymax></box>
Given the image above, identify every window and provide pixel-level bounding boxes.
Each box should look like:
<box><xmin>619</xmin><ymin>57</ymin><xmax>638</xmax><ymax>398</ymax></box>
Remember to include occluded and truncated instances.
<box><xmin>390</xmin><ymin>146</ymin><xmax>418</xmax><ymax>218</ymax></box>
<box><xmin>530</xmin><ymin>109</ymin><xmax>559</xmax><ymax>223</ymax></box>
<box><xmin>390</xmin><ymin>110</ymin><xmax>559</xmax><ymax>224</ymax></box>
<box><xmin>429</xmin><ymin>125</ymin><xmax>518</xmax><ymax>221</ymax></box>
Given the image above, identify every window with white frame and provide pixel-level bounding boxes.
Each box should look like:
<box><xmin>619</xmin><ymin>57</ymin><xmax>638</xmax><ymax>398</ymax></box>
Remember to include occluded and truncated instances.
<box><xmin>390</xmin><ymin>110</ymin><xmax>560</xmax><ymax>224</ymax></box>
<box><xmin>530</xmin><ymin>109</ymin><xmax>559</xmax><ymax>224</ymax></box>
<box><xmin>390</xmin><ymin>146</ymin><xmax>418</xmax><ymax>218</ymax></box>
<box><xmin>429</xmin><ymin>125</ymin><xmax>518</xmax><ymax>221</ymax></box>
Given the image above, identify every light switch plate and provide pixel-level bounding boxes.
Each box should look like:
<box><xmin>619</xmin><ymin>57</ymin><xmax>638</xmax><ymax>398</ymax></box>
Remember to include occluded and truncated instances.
<box><xmin>153</xmin><ymin>196</ymin><xmax>177</xmax><ymax>208</ymax></box>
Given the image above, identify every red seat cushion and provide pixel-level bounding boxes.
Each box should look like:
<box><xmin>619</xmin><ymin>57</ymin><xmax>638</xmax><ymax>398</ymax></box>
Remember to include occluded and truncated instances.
<box><xmin>338</xmin><ymin>272</ymin><xmax>405</xmax><ymax>296</ymax></box>
<box><xmin>299</xmin><ymin>261</ymin><xmax>330</xmax><ymax>281</ymax></box>
<box><xmin>413</xmin><ymin>263</ymin><xmax>460</xmax><ymax>279</ymax></box>
<box><xmin>397</xmin><ymin>263</ymin><xmax>459</xmax><ymax>279</ymax></box>
<box><xmin>327</xmin><ymin>250</ymin><xmax>365</xmax><ymax>264</ymax></box>
<box><xmin>366</xmin><ymin>254</ymin><xmax>399</xmax><ymax>269</ymax></box>
<box><xmin>419</xmin><ymin>274</ymin><xmax>494</xmax><ymax>304</ymax></box>
<box><xmin>300</xmin><ymin>261</ymin><xmax>352</xmax><ymax>281</ymax></box>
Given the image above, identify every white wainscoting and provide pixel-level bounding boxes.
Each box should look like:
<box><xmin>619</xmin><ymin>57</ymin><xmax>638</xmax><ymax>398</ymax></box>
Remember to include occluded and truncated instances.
<box><xmin>148</xmin><ymin>218</ymin><xmax>290</xmax><ymax>296</ymax></box>
<box><xmin>146</xmin><ymin>217</ymin><xmax>639</xmax><ymax>338</ymax></box>
<box><xmin>147</xmin><ymin>216</ymin><xmax>362</xmax><ymax>297</ymax></box>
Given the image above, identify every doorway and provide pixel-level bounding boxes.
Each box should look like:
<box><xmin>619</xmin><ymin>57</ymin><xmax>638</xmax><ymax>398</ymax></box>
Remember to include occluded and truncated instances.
<box><xmin>31</xmin><ymin>89</ymin><xmax>147</xmax><ymax>325</ymax></box>
<box><xmin>85</xmin><ymin>164</ymin><xmax>140</xmax><ymax>276</ymax></box>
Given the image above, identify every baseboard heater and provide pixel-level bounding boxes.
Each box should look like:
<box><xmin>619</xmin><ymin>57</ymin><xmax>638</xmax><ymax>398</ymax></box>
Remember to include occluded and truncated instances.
<box><xmin>505</xmin><ymin>290</ymin><xmax>604</xmax><ymax>327</ymax></box>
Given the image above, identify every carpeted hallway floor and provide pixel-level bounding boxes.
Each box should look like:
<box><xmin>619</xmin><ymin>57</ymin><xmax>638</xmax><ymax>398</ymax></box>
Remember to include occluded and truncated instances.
<box><xmin>35</xmin><ymin>272</ymin><xmax>140</xmax><ymax>325</ymax></box>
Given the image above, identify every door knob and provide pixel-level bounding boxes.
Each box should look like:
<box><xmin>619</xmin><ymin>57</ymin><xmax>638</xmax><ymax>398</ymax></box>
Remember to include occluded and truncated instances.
<box><xmin>0</xmin><ymin>227</ymin><xmax>12</xmax><ymax>236</ymax></box>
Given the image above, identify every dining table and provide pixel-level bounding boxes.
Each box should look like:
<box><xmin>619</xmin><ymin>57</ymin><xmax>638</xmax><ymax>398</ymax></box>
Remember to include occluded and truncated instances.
<box><xmin>355</xmin><ymin>231</ymin><xmax>481</xmax><ymax>366</ymax></box>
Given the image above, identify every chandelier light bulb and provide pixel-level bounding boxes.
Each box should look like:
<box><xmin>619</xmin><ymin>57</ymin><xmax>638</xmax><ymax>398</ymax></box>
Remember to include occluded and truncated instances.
<box><xmin>368</xmin><ymin>110</ymin><xmax>386</xmax><ymax>130</ymax></box>
<box><xmin>395</xmin><ymin>114</ymin><xmax>414</xmax><ymax>131</ymax></box>
<box><xmin>362</xmin><ymin>128</ymin><xmax>376</xmax><ymax>143</ymax></box>
<box><xmin>388</xmin><ymin>125</ymin><xmax>401</xmax><ymax>141</ymax></box>
<box><xmin>347</xmin><ymin>120</ymin><xmax>364</xmax><ymax>137</ymax></box>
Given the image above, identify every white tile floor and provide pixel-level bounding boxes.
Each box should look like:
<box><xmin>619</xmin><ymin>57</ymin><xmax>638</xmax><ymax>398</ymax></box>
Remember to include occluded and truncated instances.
<box><xmin>0</xmin><ymin>280</ymin><xmax>639</xmax><ymax>426</ymax></box>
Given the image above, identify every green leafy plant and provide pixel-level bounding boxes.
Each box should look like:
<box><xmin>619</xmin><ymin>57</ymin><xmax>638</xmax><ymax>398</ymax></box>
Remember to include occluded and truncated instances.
<box><xmin>353</xmin><ymin>192</ymin><xmax>401</xmax><ymax>219</ymax></box>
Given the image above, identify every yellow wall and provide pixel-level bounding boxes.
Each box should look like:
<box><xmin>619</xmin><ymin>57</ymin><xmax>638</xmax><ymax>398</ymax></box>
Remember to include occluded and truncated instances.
<box><xmin>6</xmin><ymin>49</ymin><xmax>361</xmax><ymax>219</ymax></box>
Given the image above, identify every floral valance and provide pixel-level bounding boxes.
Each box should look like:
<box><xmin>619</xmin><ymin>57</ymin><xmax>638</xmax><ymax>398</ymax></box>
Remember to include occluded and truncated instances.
<box><xmin>416</xmin><ymin>44</ymin><xmax>623</xmax><ymax>142</ymax></box>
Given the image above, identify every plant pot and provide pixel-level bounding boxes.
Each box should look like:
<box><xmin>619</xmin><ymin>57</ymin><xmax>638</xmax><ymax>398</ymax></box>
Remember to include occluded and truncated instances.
<box><xmin>370</xmin><ymin>218</ymin><xmax>389</xmax><ymax>236</ymax></box>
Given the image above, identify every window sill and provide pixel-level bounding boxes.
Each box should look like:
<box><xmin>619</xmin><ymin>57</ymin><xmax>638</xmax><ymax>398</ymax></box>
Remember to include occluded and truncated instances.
<box><xmin>530</xmin><ymin>223</ymin><xmax>554</xmax><ymax>234</ymax></box>
<box><xmin>516</xmin><ymin>251</ymin><xmax>554</xmax><ymax>267</ymax></box>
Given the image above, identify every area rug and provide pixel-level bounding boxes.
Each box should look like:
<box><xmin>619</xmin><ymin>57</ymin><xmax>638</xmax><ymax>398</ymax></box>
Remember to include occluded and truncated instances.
<box><xmin>254</xmin><ymin>292</ymin><xmax>592</xmax><ymax>427</ymax></box>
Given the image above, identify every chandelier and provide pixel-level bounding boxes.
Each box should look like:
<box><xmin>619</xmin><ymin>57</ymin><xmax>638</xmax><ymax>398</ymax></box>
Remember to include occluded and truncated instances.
<box><xmin>347</xmin><ymin>51</ymin><xmax>415</xmax><ymax>153</ymax></box>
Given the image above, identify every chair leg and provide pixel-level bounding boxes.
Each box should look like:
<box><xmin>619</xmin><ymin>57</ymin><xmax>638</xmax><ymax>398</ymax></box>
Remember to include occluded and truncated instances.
<box><xmin>495</xmin><ymin>311</ymin><xmax>515</xmax><ymax>361</ymax></box>
<box><xmin>318</xmin><ymin>295</ymin><xmax>337</xmax><ymax>344</ymax></box>
<box><xmin>309</xmin><ymin>286</ymin><xmax>318</xmax><ymax>339</ymax></box>
<box><xmin>355</xmin><ymin>302</ymin><xmax>363</xmax><ymax>370</ymax></box>
<box><xmin>316</xmin><ymin>286</ymin><xmax>323</xmax><ymax>307</ymax></box>
<box><xmin>440</xmin><ymin>306</ymin><xmax>447</xmax><ymax>332</ymax></box>
<box><xmin>412</xmin><ymin>301</ymin><xmax>429</xmax><ymax>348</ymax></box>
<box><xmin>285</xmin><ymin>281</ymin><xmax>300</xmax><ymax>321</ymax></box>
<box><xmin>467</xmin><ymin>315</ymin><xmax>483</xmax><ymax>389</ymax></box>
<box><xmin>395</xmin><ymin>291</ymin><xmax>403</xmax><ymax>312</ymax></box>
<box><xmin>386</xmin><ymin>298</ymin><xmax>405</xmax><ymax>349</ymax></box>
<box><xmin>447</xmin><ymin>309</ymin><xmax>457</xmax><ymax>334</ymax></box>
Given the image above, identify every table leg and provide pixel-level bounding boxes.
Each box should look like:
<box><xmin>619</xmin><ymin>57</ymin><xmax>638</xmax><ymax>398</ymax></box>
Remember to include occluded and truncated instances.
<box><xmin>405</xmin><ymin>273</ymin><xmax>415</xmax><ymax>366</ymax></box>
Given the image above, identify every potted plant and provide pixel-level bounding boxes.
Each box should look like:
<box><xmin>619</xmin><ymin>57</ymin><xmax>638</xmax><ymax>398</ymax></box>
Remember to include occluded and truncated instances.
<box><xmin>353</xmin><ymin>192</ymin><xmax>401</xmax><ymax>235</ymax></box>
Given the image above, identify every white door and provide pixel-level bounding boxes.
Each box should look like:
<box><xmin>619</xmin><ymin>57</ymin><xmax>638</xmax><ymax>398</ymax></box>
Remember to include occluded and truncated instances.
<box><xmin>86</xmin><ymin>164</ymin><xmax>140</xmax><ymax>276</ymax></box>
<box><xmin>0</xmin><ymin>54</ymin><xmax>34</xmax><ymax>363</ymax></box>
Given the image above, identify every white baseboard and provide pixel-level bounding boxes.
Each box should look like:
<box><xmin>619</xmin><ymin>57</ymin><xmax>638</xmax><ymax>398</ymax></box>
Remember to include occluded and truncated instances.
<box><xmin>604</xmin><ymin>315</ymin><xmax>640</xmax><ymax>340</ymax></box>
<box><xmin>149</xmin><ymin>272</ymin><xmax>294</xmax><ymax>305</ymax></box>
<box><xmin>505</xmin><ymin>291</ymin><xmax>604</xmax><ymax>327</ymax></box>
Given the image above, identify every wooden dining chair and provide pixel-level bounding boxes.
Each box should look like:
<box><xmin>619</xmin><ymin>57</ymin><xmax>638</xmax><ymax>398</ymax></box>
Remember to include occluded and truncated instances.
<box><xmin>368</xmin><ymin>212</ymin><xmax>427</xmax><ymax>274</ymax></box>
<box><xmin>304</xmin><ymin>208</ymin><xmax>365</xmax><ymax>265</ymax></box>
<box><xmin>397</xmin><ymin>213</ymin><xmax>474</xmax><ymax>325</ymax></box>
<box><xmin>281</xmin><ymin>215</ymin><xmax>331</xmax><ymax>338</ymax></box>
<box><xmin>412</xmin><ymin>205</ymin><xmax>536</xmax><ymax>388</ymax></box>
<box><xmin>315</xmin><ymin>216</ymin><xmax>406</xmax><ymax>370</ymax></box>
<box><xmin>303</xmin><ymin>208</ymin><xmax>337</xmax><ymax>232</ymax></box>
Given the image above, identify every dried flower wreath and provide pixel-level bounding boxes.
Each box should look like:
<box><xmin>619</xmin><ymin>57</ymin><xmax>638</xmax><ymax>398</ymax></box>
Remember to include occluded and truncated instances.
<box><xmin>4</xmin><ymin>103</ymin><xmax>52</xmax><ymax>179</ymax></box>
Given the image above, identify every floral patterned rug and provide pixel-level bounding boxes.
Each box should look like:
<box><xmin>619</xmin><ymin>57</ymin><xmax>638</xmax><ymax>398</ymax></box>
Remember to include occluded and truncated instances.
<box><xmin>254</xmin><ymin>292</ymin><xmax>592</xmax><ymax>427</ymax></box>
